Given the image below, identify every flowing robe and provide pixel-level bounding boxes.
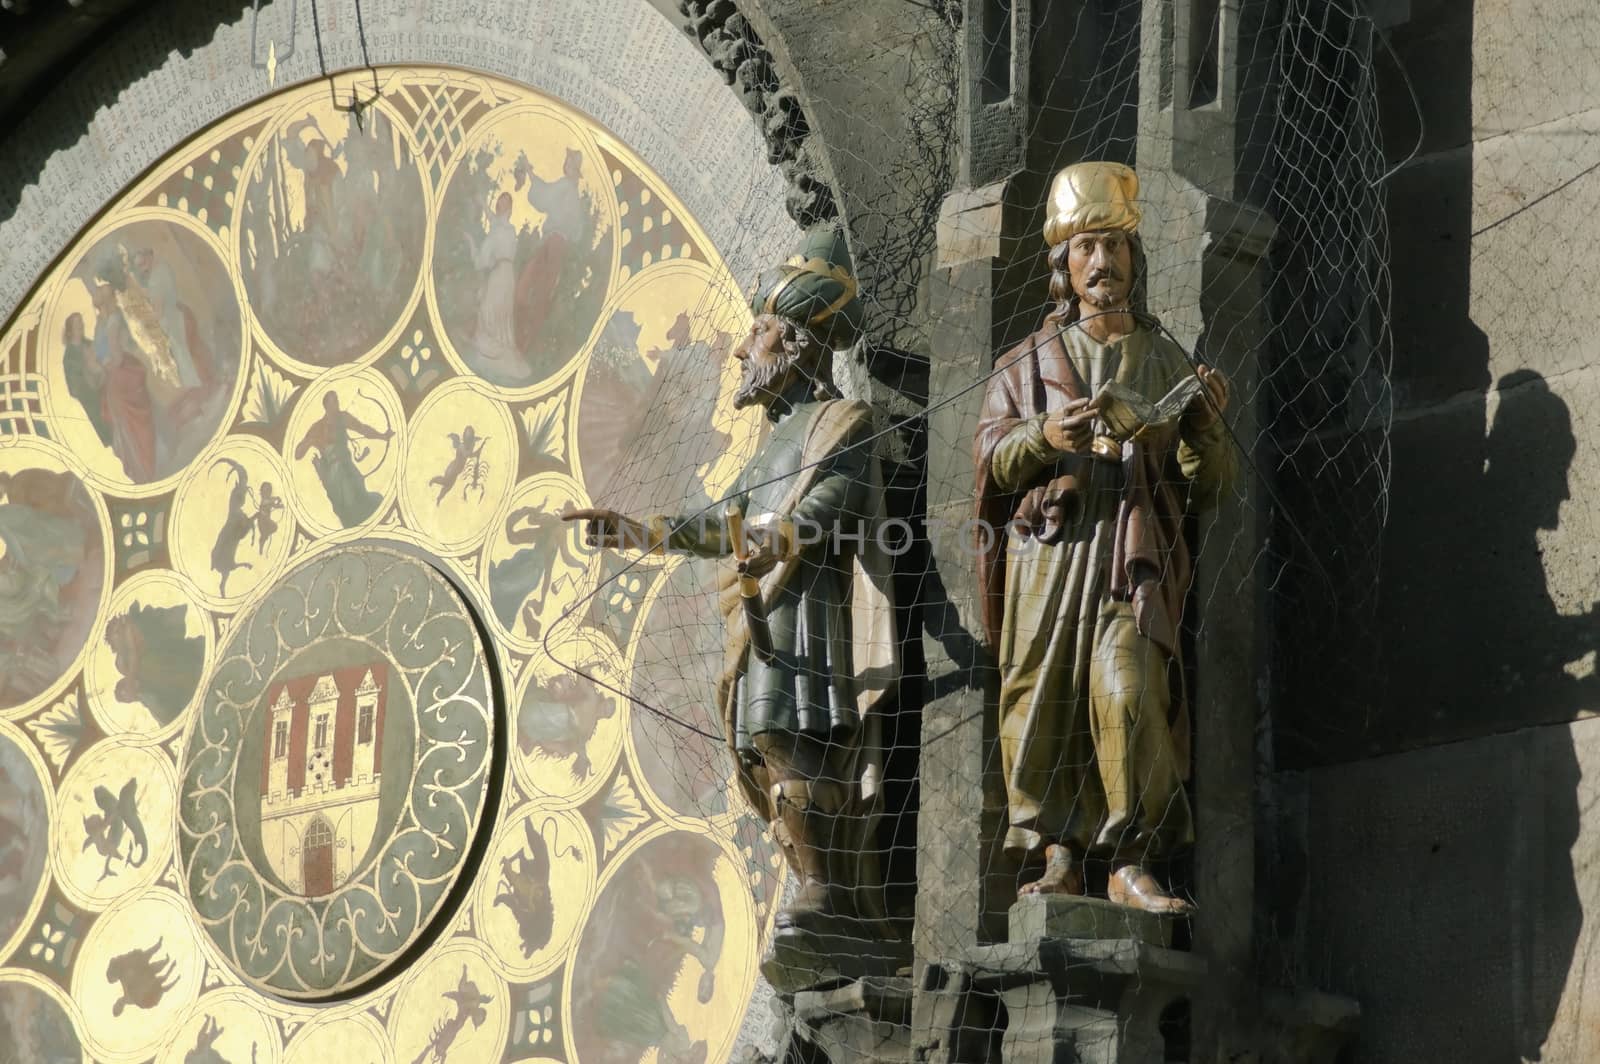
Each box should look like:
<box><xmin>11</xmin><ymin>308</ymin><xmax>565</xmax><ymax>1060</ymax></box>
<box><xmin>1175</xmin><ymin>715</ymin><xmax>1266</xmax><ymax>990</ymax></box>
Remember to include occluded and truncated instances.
<box><xmin>63</xmin><ymin>337</ymin><xmax>110</xmax><ymax>446</ymax></box>
<box><xmin>471</xmin><ymin>214</ymin><xmax>529</xmax><ymax>380</ymax></box>
<box><xmin>96</xmin><ymin>309</ymin><xmax>158</xmax><ymax>482</ymax></box>
<box><xmin>974</xmin><ymin>322</ymin><xmax>1233</xmax><ymax>860</ymax></box>
<box><xmin>515</xmin><ymin>174</ymin><xmax>585</xmax><ymax>352</ymax></box>
<box><xmin>654</xmin><ymin>398</ymin><xmax>898</xmax><ymax>822</ymax></box>
<box><xmin>311</xmin><ymin>418</ymin><xmax>384</xmax><ymax>528</ymax></box>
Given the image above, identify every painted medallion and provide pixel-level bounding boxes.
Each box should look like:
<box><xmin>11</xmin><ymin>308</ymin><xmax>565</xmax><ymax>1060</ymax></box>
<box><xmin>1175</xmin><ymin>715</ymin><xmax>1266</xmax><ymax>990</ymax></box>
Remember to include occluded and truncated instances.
<box><xmin>0</xmin><ymin>65</ymin><xmax>785</xmax><ymax>1062</ymax></box>
<box><xmin>176</xmin><ymin>545</ymin><xmax>496</xmax><ymax>998</ymax></box>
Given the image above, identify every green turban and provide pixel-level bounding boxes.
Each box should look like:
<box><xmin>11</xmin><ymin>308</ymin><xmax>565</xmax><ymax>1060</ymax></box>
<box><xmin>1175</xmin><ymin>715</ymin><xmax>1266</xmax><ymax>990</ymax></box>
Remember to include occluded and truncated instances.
<box><xmin>749</xmin><ymin>225</ymin><xmax>864</xmax><ymax>350</ymax></box>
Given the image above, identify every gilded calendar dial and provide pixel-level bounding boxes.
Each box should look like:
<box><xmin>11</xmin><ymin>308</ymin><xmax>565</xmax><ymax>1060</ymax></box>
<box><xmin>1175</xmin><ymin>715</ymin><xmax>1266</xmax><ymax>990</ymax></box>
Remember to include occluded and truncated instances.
<box><xmin>0</xmin><ymin>67</ymin><xmax>785</xmax><ymax>1063</ymax></box>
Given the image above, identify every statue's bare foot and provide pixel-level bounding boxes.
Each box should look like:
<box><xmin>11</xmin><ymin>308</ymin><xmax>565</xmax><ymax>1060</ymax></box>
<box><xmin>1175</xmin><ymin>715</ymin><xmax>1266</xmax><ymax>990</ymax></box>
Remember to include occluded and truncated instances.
<box><xmin>1107</xmin><ymin>864</ymin><xmax>1193</xmax><ymax>914</ymax></box>
<box><xmin>1018</xmin><ymin>844</ymin><xmax>1084</xmax><ymax>897</ymax></box>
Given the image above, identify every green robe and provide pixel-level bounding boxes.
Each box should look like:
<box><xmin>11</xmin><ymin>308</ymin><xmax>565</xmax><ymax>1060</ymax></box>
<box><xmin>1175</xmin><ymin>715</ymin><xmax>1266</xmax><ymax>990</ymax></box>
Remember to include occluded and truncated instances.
<box><xmin>975</xmin><ymin>322</ymin><xmax>1234</xmax><ymax>860</ymax></box>
<box><xmin>664</xmin><ymin>396</ymin><xmax>871</xmax><ymax>749</ymax></box>
<box><xmin>651</xmin><ymin>395</ymin><xmax>899</xmax><ymax>823</ymax></box>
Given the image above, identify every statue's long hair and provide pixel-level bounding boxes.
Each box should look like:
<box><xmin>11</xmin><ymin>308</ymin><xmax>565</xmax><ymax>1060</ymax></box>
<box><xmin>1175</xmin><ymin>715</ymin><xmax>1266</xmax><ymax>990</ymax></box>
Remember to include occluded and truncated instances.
<box><xmin>779</xmin><ymin>318</ymin><xmax>843</xmax><ymax>402</ymax></box>
<box><xmin>1044</xmin><ymin>230</ymin><xmax>1152</xmax><ymax>326</ymax></box>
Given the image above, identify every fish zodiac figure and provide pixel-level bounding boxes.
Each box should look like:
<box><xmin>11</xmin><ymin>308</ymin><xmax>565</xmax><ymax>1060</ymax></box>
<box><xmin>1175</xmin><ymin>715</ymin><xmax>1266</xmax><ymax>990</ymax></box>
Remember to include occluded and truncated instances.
<box><xmin>411</xmin><ymin>964</ymin><xmax>493</xmax><ymax>1064</ymax></box>
<box><xmin>83</xmin><ymin>778</ymin><xmax>149</xmax><ymax>883</ymax></box>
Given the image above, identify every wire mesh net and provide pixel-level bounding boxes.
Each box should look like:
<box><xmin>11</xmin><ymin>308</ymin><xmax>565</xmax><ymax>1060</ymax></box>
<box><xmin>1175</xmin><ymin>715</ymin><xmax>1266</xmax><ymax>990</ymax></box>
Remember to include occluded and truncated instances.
<box><xmin>0</xmin><ymin>0</ymin><xmax>1419</xmax><ymax>1059</ymax></box>
<box><xmin>531</xmin><ymin>0</ymin><xmax>1397</xmax><ymax>1057</ymax></box>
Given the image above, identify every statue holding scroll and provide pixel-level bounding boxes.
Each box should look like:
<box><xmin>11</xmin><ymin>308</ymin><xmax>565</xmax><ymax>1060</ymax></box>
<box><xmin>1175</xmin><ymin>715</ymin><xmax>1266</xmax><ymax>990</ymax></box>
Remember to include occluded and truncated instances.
<box><xmin>974</xmin><ymin>162</ymin><xmax>1235</xmax><ymax>913</ymax></box>
<box><xmin>567</xmin><ymin>227</ymin><xmax>898</xmax><ymax>937</ymax></box>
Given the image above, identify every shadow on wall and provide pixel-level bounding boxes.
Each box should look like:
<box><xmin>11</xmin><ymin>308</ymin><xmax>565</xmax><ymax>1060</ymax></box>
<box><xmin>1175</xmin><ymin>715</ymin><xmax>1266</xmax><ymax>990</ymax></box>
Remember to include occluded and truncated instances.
<box><xmin>1273</xmin><ymin>0</ymin><xmax>1600</xmax><ymax>1056</ymax></box>
<box><xmin>1278</xmin><ymin>0</ymin><xmax>1593</xmax><ymax>1058</ymax></box>
<box><xmin>0</xmin><ymin>0</ymin><xmax>259</xmax><ymax>225</ymax></box>
<box><xmin>1293</xmin><ymin>373</ymin><xmax>1587</xmax><ymax>1062</ymax></box>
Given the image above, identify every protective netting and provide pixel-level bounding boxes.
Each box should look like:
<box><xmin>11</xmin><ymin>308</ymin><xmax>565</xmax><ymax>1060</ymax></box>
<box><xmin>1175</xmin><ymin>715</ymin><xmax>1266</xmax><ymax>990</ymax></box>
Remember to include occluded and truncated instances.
<box><xmin>0</xmin><ymin>0</ymin><xmax>1414</xmax><ymax>1058</ymax></box>
<box><xmin>532</xmin><ymin>0</ymin><xmax>1397</xmax><ymax>1057</ymax></box>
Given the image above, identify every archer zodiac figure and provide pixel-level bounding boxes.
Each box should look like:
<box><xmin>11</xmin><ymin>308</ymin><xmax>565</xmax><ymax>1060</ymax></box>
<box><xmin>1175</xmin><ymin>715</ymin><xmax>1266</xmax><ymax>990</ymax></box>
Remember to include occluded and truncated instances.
<box><xmin>974</xmin><ymin>162</ymin><xmax>1235</xmax><ymax>912</ymax></box>
<box><xmin>294</xmin><ymin>390</ymin><xmax>393</xmax><ymax>528</ymax></box>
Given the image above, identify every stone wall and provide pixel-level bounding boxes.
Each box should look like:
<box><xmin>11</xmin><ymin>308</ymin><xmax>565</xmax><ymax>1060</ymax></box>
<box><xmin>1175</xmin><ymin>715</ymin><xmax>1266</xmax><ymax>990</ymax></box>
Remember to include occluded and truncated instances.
<box><xmin>1277</xmin><ymin>1</ymin><xmax>1600</xmax><ymax>1059</ymax></box>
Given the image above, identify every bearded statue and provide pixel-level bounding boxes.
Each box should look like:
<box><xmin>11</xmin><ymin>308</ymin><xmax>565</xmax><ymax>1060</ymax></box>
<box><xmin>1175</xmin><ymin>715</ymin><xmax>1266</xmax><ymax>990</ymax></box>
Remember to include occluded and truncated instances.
<box><xmin>567</xmin><ymin>226</ymin><xmax>899</xmax><ymax>944</ymax></box>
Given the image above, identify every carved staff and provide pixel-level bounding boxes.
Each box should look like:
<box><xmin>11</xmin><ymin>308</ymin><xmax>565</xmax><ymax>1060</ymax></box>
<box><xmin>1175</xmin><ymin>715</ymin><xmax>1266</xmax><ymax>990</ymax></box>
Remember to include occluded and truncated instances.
<box><xmin>725</xmin><ymin>505</ymin><xmax>774</xmax><ymax>663</ymax></box>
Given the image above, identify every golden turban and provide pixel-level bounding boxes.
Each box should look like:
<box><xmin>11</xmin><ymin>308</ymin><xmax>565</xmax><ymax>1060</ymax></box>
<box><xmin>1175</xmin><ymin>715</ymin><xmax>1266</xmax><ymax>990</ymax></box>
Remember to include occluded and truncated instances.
<box><xmin>1043</xmin><ymin>161</ymin><xmax>1142</xmax><ymax>246</ymax></box>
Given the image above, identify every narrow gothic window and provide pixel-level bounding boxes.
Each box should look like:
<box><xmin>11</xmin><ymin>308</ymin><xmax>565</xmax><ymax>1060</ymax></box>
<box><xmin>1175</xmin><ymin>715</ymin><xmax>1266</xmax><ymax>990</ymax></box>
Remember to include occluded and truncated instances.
<box><xmin>314</xmin><ymin>716</ymin><xmax>329</xmax><ymax>750</ymax></box>
<box><xmin>273</xmin><ymin>720</ymin><xmax>289</xmax><ymax>760</ymax></box>
<box><xmin>358</xmin><ymin>705</ymin><xmax>374</xmax><ymax>744</ymax></box>
<box><xmin>305</xmin><ymin>817</ymin><xmax>332</xmax><ymax>849</ymax></box>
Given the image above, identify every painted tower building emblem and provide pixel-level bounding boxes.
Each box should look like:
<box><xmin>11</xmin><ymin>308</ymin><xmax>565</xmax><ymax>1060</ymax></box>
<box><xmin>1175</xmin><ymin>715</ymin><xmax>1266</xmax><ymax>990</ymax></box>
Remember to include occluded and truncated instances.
<box><xmin>258</xmin><ymin>663</ymin><xmax>390</xmax><ymax>895</ymax></box>
<box><xmin>177</xmin><ymin>544</ymin><xmax>496</xmax><ymax>998</ymax></box>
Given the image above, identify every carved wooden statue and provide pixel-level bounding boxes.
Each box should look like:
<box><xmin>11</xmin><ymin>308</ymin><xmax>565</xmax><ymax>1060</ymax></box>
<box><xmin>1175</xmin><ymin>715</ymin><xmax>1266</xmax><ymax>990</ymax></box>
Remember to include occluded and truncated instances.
<box><xmin>974</xmin><ymin>162</ymin><xmax>1235</xmax><ymax>913</ymax></box>
<box><xmin>567</xmin><ymin>226</ymin><xmax>898</xmax><ymax>937</ymax></box>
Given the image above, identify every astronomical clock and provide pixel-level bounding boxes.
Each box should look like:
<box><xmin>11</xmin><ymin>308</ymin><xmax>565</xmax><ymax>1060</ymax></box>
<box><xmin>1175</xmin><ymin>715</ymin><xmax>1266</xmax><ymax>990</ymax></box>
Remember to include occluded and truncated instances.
<box><xmin>0</xmin><ymin>67</ymin><xmax>785</xmax><ymax>1063</ymax></box>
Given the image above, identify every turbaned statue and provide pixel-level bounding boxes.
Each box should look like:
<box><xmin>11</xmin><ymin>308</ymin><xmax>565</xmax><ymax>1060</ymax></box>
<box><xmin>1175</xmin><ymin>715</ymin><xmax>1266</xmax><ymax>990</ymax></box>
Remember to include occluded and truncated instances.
<box><xmin>567</xmin><ymin>226</ymin><xmax>899</xmax><ymax>939</ymax></box>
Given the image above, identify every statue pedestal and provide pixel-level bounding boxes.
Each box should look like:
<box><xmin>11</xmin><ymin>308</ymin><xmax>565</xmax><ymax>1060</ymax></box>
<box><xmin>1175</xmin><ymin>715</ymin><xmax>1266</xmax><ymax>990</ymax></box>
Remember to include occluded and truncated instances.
<box><xmin>1007</xmin><ymin>894</ymin><xmax>1176</xmax><ymax>949</ymax></box>
<box><xmin>968</xmin><ymin>937</ymin><xmax>1204</xmax><ymax>1064</ymax></box>
<box><xmin>761</xmin><ymin>924</ymin><xmax>912</xmax><ymax>995</ymax></box>
<box><xmin>911</xmin><ymin>899</ymin><xmax>1201</xmax><ymax>1063</ymax></box>
<box><xmin>793</xmin><ymin>976</ymin><xmax>915</xmax><ymax>1064</ymax></box>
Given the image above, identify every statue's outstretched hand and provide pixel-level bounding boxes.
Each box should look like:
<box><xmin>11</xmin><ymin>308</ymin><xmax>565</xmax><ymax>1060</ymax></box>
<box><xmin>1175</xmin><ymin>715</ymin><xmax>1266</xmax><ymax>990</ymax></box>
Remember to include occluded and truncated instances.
<box><xmin>561</xmin><ymin>505</ymin><xmax>642</xmax><ymax>550</ymax></box>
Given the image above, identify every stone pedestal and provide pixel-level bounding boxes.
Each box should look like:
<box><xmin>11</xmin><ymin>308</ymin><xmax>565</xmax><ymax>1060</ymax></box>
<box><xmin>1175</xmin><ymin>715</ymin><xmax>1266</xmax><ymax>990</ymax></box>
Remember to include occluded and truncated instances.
<box><xmin>1007</xmin><ymin>895</ymin><xmax>1177</xmax><ymax>949</ymax></box>
<box><xmin>961</xmin><ymin>938</ymin><xmax>1203</xmax><ymax>1064</ymax></box>
<box><xmin>762</xmin><ymin>924</ymin><xmax>912</xmax><ymax>995</ymax></box>
<box><xmin>793</xmin><ymin>977</ymin><xmax>915</xmax><ymax>1064</ymax></box>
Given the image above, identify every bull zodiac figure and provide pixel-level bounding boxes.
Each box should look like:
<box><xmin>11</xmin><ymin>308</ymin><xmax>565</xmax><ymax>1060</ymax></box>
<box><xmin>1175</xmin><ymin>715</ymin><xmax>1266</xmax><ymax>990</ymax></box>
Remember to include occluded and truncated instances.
<box><xmin>106</xmin><ymin>937</ymin><xmax>178</xmax><ymax>1016</ymax></box>
<box><xmin>495</xmin><ymin>816</ymin><xmax>581</xmax><ymax>958</ymax></box>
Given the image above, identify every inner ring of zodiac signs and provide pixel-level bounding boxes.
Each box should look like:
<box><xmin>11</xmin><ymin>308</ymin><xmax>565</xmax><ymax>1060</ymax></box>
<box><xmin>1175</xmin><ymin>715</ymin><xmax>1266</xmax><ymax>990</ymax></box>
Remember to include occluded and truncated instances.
<box><xmin>0</xmin><ymin>67</ymin><xmax>783</xmax><ymax>1063</ymax></box>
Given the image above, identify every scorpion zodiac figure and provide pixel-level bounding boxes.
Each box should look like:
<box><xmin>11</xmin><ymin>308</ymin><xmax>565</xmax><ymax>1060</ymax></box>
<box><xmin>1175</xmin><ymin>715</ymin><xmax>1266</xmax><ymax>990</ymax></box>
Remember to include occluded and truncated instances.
<box><xmin>429</xmin><ymin>424</ymin><xmax>489</xmax><ymax>504</ymax></box>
